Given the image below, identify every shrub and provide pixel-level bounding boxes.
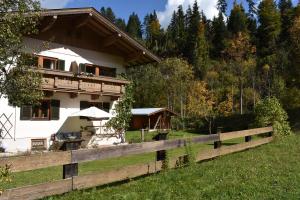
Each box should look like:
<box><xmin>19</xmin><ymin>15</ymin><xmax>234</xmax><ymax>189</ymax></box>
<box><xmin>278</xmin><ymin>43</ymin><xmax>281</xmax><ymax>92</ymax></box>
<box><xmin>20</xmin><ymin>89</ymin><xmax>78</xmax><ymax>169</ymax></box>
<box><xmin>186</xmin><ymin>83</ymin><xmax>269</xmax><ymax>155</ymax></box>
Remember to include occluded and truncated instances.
<box><xmin>254</xmin><ymin>97</ymin><xmax>292</xmax><ymax>136</ymax></box>
<box><xmin>0</xmin><ymin>164</ymin><xmax>11</xmax><ymax>194</ymax></box>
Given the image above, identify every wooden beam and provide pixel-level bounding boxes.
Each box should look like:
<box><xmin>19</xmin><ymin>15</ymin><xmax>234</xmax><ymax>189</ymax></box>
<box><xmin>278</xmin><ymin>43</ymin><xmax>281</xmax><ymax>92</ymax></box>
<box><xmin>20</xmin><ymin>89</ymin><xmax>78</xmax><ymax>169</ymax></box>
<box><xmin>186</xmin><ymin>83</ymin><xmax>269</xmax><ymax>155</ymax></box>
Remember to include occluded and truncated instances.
<box><xmin>71</xmin><ymin>134</ymin><xmax>218</xmax><ymax>163</ymax></box>
<box><xmin>0</xmin><ymin>179</ymin><xmax>72</xmax><ymax>200</ymax></box>
<box><xmin>41</xmin><ymin>16</ymin><xmax>58</xmax><ymax>33</ymax></box>
<box><xmin>0</xmin><ymin>151</ymin><xmax>71</xmax><ymax>172</ymax></box>
<box><xmin>100</xmin><ymin>33</ymin><xmax>122</xmax><ymax>48</ymax></box>
<box><xmin>126</xmin><ymin>51</ymin><xmax>146</xmax><ymax>63</ymax></box>
<box><xmin>219</xmin><ymin>127</ymin><xmax>273</xmax><ymax>141</ymax></box>
<box><xmin>75</xmin><ymin>13</ymin><xmax>93</xmax><ymax>29</ymax></box>
<box><xmin>69</xmin><ymin>93</ymin><xmax>78</xmax><ymax>99</ymax></box>
<box><xmin>43</xmin><ymin>91</ymin><xmax>54</xmax><ymax>97</ymax></box>
<box><xmin>91</xmin><ymin>94</ymin><xmax>99</xmax><ymax>100</ymax></box>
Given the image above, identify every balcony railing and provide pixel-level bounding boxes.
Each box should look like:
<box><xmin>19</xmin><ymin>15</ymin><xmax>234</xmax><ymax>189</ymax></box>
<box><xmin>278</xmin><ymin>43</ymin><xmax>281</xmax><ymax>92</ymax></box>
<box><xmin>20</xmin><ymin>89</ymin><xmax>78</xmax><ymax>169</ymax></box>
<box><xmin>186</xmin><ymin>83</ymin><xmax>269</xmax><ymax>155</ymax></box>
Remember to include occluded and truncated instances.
<box><xmin>38</xmin><ymin>68</ymin><xmax>128</xmax><ymax>96</ymax></box>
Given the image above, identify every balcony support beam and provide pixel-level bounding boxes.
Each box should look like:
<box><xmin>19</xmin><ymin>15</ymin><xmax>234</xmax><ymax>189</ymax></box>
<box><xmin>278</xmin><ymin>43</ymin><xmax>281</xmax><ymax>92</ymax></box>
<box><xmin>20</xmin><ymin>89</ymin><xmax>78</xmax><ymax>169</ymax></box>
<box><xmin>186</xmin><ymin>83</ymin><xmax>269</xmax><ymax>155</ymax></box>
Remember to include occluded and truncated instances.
<box><xmin>41</xmin><ymin>16</ymin><xmax>58</xmax><ymax>33</ymax></box>
<box><xmin>100</xmin><ymin>33</ymin><xmax>122</xmax><ymax>49</ymax></box>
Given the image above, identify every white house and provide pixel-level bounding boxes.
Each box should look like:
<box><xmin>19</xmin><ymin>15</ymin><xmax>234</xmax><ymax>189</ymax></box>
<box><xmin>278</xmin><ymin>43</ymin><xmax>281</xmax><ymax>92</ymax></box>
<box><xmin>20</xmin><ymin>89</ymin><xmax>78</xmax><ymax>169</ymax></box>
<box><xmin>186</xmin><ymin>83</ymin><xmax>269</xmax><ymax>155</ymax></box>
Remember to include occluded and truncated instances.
<box><xmin>0</xmin><ymin>8</ymin><xmax>160</xmax><ymax>153</ymax></box>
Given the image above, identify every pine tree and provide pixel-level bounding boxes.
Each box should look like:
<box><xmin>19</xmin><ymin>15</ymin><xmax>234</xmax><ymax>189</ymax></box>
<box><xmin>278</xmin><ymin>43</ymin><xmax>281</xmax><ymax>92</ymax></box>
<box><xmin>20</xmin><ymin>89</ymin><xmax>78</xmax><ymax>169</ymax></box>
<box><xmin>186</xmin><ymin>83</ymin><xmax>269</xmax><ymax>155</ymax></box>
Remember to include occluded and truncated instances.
<box><xmin>257</xmin><ymin>0</ymin><xmax>281</xmax><ymax>65</ymax></box>
<box><xmin>211</xmin><ymin>12</ymin><xmax>227</xmax><ymax>59</ymax></box>
<box><xmin>257</xmin><ymin>0</ymin><xmax>281</xmax><ymax>97</ymax></box>
<box><xmin>278</xmin><ymin>0</ymin><xmax>293</xmax><ymax>43</ymax></box>
<box><xmin>246</xmin><ymin>0</ymin><xmax>257</xmax><ymax>17</ymax></box>
<box><xmin>184</xmin><ymin>1</ymin><xmax>201</xmax><ymax>64</ymax></box>
<box><xmin>143</xmin><ymin>11</ymin><xmax>164</xmax><ymax>54</ymax></box>
<box><xmin>115</xmin><ymin>18</ymin><xmax>126</xmax><ymax>31</ymax></box>
<box><xmin>217</xmin><ymin>0</ymin><xmax>228</xmax><ymax>15</ymax></box>
<box><xmin>100</xmin><ymin>7</ymin><xmax>116</xmax><ymax>23</ymax></box>
<box><xmin>228</xmin><ymin>3</ymin><xmax>248</xmax><ymax>36</ymax></box>
<box><xmin>166</xmin><ymin>5</ymin><xmax>186</xmax><ymax>56</ymax></box>
<box><xmin>194</xmin><ymin>21</ymin><xmax>210</xmax><ymax>79</ymax></box>
<box><xmin>126</xmin><ymin>12</ymin><xmax>143</xmax><ymax>40</ymax></box>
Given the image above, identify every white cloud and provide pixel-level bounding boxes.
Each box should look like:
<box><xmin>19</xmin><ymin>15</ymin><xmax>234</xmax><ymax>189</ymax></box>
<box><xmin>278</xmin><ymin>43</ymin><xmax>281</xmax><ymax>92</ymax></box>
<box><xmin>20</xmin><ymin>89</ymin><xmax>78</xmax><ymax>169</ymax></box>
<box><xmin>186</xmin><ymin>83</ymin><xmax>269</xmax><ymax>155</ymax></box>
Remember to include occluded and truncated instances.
<box><xmin>39</xmin><ymin>0</ymin><xmax>72</xmax><ymax>9</ymax></box>
<box><xmin>158</xmin><ymin>0</ymin><xmax>219</xmax><ymax>28</ymax></box>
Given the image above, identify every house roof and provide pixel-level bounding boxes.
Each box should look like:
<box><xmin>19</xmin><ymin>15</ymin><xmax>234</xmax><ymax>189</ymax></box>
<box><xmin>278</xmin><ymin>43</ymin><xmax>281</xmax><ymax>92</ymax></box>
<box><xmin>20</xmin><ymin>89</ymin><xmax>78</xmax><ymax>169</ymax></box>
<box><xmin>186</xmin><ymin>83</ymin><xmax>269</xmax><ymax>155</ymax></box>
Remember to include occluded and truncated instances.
<box><xmin>131</xmin><ymin>108</ymin><xmax>178</xmax><ymax>116</ymax></box>
<box><xmin>32</xmin><ymin>7</ymin><xmax>160</xmax><ymax>66</ymax></box>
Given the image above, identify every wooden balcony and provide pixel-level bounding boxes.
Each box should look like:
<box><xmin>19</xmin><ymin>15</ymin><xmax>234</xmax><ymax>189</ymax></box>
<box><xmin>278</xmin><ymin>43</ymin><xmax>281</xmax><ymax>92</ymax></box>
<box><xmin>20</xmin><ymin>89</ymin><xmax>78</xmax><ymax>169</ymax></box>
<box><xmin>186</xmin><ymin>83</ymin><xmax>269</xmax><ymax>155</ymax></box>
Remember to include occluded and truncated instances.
<box><xmin>37</xmin><ymin>68</ymin><xmax>128</xmax><ymax>97</ymax></box>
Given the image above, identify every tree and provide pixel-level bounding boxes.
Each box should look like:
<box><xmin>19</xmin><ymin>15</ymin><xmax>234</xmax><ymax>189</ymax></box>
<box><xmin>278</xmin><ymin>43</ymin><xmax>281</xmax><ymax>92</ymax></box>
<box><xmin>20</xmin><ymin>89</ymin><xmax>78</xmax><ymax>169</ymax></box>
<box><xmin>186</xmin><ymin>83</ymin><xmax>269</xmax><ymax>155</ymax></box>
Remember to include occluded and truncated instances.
<box><xmin>246</xmin><ymin>0</ymin><xmax>257</xmax><ymax>17</ymax></box>
<box><xmin>278</xmin><ymin>0</ymin><xmax>293</xmax><ymax>44</ymax></box>
<box><xmin>187</xmin><ymin>81</ymin><xmax>232</xmax><ymax>134</ymax></box>
<box><xmin>289</xmin><ymin>16</ymin><xmax>300</xmax><ymax>87</ymax></box>
<box><xmin>255</xmin><ymin>97</ymin><xmax>292</xmax><ymax>136</ymax></box>
<box><xmin>225</xmin><ymin>32</ymin><xmax>256</xmax><ymax>114</ymax></box>
<box><xmin>194</xmin><ymin>21</ymin><xmax>210</xmax><ymax>79</ymax></box>
<box><xmin>127</xmin><ymin>58</ymin><xmax>194</xmax><ymax>117</ymax></box>
<box><xmin>257</xmin><ymin>0</ymin><xmax>281</xmax><ymax>98</ymax></box>
<box><xmin>144</xmin><ymin>11</ymin><xmax>164</xmax><ymax>54</ymax></box>
<box><xmin>228</xmin><ymin>3</ymin><xmax>248</xmax><ymax>36</ymax></box>
<box><xmin>0</xmin><ymin>0</ymin><xmax>43</xmax><ymax>106</ymax></box>
<box><xmin>217</xmin><ymin>0</ymin><xmax>228</xmax><ymax>15</ymax></box>
<box><xmin>115</xmin><ymin>18</ymin><xmax>126</xmax><ymax>31</ymax></box>
<box><xmin>126</xmin><ymin>12</ymin><xmax>143</xmax><ymax>40</ymax></box>
<box><xmin>100</xmin><ymin>7</ymin><xmax>116</xmax><ymax>23</ymax></box>
<box><xmin>211</xmin><ymin>12</ymin><xmax>227</xmax><ymax>58</ymax></box>
<box><xmin>257</xmin><ymin>0</ymin><xmax>281</xmax><ymax>67</ymax></box>
<box><xmin>184</xmin><ymin>1</ymin><xmax>201</xmax><ymax>64</ymax></box>
<box><xmin>166</xmin><ymin>5</ymin><xmax>186</xmax><ymax>56</ymax></box>
<box><xmin>106</xmin><ymin>83</ymin><xmax>134</xmax><ymax>143</ymax></box>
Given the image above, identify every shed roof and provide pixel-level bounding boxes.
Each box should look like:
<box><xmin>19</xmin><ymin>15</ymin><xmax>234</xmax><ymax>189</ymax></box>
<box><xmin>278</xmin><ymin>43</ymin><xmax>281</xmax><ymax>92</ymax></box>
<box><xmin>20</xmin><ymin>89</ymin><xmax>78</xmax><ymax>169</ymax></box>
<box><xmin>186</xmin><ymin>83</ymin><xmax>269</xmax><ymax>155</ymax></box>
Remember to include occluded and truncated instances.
<box><xmin>131</xmin><ymin>108</ymin><xmax>177</xmax><ymax>116</ymax></box>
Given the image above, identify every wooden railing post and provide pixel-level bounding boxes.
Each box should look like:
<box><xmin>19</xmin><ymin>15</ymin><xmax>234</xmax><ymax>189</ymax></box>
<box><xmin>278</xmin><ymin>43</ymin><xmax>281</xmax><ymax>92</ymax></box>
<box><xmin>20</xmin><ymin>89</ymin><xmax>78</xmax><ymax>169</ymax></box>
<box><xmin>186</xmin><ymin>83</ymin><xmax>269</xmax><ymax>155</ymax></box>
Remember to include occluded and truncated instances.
<box><xmin>141</xmin><ymin>129</ymin><xmax>145</xmax><ymax>142</ymax></box>
<box><xmin>214</xmin><ymin>128</ymin><xmax>222</xmax><ymax>149</ymax></box>
<box><xmin>154</xmin><ymin>131</ymin><xmax>168</xmax><ymax>161</ymax></box>
<box><xmin>62</xmin><ymin>142</ymin><xmax>80</xmax><ymax>179</ymax></box>
<box><xmin>245</xmin><ymin>135</ymin><xmax>252</xmax><ymax>142</ymax></box>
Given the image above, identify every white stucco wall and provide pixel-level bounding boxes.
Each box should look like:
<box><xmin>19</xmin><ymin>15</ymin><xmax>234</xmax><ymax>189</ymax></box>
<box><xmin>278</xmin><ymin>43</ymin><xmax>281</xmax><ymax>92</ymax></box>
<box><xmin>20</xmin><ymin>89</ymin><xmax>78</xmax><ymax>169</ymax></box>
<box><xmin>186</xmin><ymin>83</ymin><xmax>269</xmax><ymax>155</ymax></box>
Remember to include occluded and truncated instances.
<box><xmin>23</xmin><ymin>37</ymin><xmax>126</xmax><ymax>74</ymax></box>
<box><xmin>0</xmin><ymin>37</ymin><xmax>126</xmax><ymax>152</ymax></box>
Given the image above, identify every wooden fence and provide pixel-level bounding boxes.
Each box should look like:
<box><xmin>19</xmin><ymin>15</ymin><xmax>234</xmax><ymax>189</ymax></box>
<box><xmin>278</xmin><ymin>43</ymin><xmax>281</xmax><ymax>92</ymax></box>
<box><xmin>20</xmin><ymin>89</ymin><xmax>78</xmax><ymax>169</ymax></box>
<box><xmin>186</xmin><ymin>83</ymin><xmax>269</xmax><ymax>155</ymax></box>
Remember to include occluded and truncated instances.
<box><xmin>0</xmin><ymin>127</ymin><xmax>273</xmax><ymax>200</ymax></box>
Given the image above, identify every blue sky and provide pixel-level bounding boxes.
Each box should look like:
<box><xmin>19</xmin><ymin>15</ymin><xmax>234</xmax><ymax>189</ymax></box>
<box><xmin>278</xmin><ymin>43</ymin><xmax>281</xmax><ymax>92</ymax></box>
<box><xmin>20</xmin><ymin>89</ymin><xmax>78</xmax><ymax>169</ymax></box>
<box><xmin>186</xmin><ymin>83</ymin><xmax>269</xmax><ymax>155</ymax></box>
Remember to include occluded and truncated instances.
<box><xmin>40</xmin><ymin>0</ymin><xmax>299</xmax><ymax>28</ymax></box>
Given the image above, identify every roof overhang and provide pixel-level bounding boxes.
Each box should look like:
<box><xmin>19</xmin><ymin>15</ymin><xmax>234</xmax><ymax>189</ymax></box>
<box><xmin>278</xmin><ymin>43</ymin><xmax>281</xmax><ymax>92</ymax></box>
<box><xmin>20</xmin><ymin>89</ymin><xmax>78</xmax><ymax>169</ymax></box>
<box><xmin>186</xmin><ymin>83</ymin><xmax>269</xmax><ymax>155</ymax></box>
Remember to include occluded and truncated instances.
<box><xmin>132</xmin><ymin>108</ymin><xmax>178</xmax><ymax>116</ymax></box>
<box><xmin>30</xmin><ymin>8</ymin><xmax>161</xmax><ymax>66</ymax></box>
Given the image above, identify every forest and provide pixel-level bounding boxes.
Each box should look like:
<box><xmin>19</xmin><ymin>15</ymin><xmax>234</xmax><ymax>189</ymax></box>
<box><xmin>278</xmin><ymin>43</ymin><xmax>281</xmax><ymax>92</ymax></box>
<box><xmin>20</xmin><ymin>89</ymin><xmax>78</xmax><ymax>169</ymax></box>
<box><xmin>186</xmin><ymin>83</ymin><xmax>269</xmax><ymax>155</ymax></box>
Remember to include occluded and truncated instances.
<box><xmin>100</xmin><ymin>0</ymin><xmax>300</xmax><ymax>132</ymax></box>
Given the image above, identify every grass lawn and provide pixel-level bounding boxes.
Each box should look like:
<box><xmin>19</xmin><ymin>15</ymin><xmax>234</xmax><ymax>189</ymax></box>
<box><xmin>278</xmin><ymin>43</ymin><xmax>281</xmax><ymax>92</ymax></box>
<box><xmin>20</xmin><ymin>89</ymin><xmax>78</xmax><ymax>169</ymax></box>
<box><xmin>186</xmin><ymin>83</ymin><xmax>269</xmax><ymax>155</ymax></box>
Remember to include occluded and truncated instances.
<box><xmin>44</xmin><ymin>134</ymin><xmax>300</xmax><ymax>200</ymax></box>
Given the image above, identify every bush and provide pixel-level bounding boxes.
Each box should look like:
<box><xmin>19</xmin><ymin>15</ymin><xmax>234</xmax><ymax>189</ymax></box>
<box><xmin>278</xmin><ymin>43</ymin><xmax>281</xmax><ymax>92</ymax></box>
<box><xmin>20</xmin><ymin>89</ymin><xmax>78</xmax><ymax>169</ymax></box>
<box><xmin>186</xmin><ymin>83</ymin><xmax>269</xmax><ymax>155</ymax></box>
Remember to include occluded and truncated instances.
<box><xmin>254</xmin><ymin>97</ymin><xmax>292</xmax><ymax>136</ymax></box>
<box><xmin>0</xmin><ymin>164</ymin><xmax>11</xmax><ymax>194</ymax></box>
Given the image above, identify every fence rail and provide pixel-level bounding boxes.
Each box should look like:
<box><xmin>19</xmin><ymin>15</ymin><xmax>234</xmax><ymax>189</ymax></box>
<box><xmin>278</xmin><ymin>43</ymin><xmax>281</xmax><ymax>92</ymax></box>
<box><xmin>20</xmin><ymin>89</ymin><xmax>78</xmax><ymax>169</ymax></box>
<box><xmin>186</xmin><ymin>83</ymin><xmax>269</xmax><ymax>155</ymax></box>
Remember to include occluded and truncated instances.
<box><xmin>0</xmin><ymin>127</ymin><xmax>273</xmax><ymax>200</ymax></box>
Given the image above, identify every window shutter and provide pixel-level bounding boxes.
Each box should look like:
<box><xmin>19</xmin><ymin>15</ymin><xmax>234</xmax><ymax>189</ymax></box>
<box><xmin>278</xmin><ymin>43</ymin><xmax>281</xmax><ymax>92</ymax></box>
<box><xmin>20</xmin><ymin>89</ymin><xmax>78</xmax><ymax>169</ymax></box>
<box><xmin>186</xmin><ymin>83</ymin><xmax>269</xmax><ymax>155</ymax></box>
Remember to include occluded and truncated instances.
<box><xmin>80</xmin><ymin>101</ymin><xmax>90</xmax><ymax>110</ymax></box>
<box><xmin>50</xmin><ymin>100</ymin><xmax>60</xmax><ymax>120</ymax></box>
<box><xmin>57</xmin><ymin>60</ymin><xmax>65</xmax><ymax>71</ymax></box>
<box><xmin>102</xmin><ymin>102</ymin><xmax>110</xmax><ymax>113</ymax></box>
<box><xmin>79</xmin><ymin>63</ymin><xmax>86</xmax><ymax>73</ymax></box>
<box><xmin>20</xmin><ymin>105</ymin><xmax>32</xmax><ymax>120</ymax></box>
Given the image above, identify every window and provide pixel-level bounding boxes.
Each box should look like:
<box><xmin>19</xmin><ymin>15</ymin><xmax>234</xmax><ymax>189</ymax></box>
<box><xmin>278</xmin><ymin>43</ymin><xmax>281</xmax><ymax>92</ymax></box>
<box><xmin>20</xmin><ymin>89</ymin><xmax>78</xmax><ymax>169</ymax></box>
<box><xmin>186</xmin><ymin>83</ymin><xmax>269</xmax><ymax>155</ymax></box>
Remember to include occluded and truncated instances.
<box><xmin>20</xmin><ymin>100</ymin><xmax>60</xmax><ymax>121</ymax></box>
<box><xmin>79</xmin><ymin>63</ymin><xmax>116</xmax><ymax>77</ymax></box>
<box><xmin>43</xmin><ymin>58</ymin><xmax>56</xmax><ymax>69</ymax></box>
<box><xmin>80</xmin><ymin>101</ymin><xmax>110</xmax><ymax>113</ymax></box>
<box><xmin>100</xmin><ymin>66</ymin><xmax>116</xmax><ymax>77</ymax></box>
<box><xmin>86</xmin><ymin>65</ymin><xmax>96</xmax><ymax>75</ymax></box>
<box><xmin>32</xmin><ymin>101</ymin><xmax>50</xmax><ymax>120</ymax></box>
<box><xmin>38</xmin><ymin>56</ymin><xmax>65</xmax><ymax>71</ymax></box>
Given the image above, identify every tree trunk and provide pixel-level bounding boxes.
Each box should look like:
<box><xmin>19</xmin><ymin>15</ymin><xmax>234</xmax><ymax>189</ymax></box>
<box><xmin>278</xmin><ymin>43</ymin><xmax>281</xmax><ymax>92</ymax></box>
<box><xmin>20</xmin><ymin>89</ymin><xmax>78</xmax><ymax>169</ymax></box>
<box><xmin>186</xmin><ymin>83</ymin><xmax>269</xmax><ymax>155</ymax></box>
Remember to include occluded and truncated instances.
<box><xmin>240</xmin><ymin>78</ymin><xmax>243</xmax><ymax>115</ymax></box>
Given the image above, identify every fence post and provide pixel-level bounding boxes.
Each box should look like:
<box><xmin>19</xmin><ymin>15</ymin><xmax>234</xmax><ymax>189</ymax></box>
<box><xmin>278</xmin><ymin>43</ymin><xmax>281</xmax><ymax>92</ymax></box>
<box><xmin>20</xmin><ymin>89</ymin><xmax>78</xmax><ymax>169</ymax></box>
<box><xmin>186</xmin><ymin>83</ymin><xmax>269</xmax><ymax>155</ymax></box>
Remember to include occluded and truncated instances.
<box><xmin>141</xmin><ymin>129</ymin><xmax>145</xmax><ymax>142</ymax></box>
<box><xmin>214</xmin><ymin>128</ymin><xmax>222</xmax><ymax>149</ymax></box>
<box><xmin>62</xmin><ymin>141</ymin><xmax>80</xmax><ymax>179</ymax></box>
<box><xmin>245</xmin><ymin>136</ymin><xmax>252</xmax><ymax>142</ymax></box>
<box><xmin>155</xmin><ymin>131</ymin><xmax>168</xmax><ymax>162</ymax></box>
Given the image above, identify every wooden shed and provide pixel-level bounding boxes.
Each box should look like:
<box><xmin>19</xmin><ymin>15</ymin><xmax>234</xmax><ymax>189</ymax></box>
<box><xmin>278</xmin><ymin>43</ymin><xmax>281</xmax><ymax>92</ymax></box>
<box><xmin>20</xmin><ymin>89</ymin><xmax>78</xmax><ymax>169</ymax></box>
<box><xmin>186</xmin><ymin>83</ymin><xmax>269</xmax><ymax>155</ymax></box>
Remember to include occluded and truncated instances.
<box><xmin>130</xmin><ymin>108</ymin><xmax>177</xmax><ymax>131</ymax></box>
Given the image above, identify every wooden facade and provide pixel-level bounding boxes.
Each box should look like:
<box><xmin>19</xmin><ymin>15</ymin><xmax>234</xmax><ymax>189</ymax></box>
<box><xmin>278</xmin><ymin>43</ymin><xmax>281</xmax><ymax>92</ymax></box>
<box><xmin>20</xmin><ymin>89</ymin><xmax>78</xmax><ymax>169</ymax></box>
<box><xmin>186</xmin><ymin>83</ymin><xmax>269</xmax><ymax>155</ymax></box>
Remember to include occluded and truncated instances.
<box><xmin>39</xmin><ymin>68</ymin><xmax>127</xmax><ymax>97</ymax></box>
